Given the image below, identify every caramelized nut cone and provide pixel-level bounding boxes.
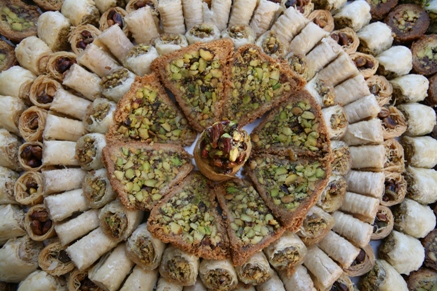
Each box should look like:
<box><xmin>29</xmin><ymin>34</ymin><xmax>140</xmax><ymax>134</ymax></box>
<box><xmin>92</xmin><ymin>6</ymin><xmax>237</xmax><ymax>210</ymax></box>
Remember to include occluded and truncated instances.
<box><xmin>67</xmin><ymin>268</ymin><xmax>104</xmax><ymax>291</ymax></box>
<box><xmin>24</xmin><ymin>204</ymin><xmax>55</xmax><ymax>241</ymax></box>
<box><xmin>69</xmin><ymin>24</ymin><xmax>102</xmax><ymax>56</ymax></box>
<box><xmin>367</xmin><ymin>75</ymin><xmax>393</xmax><ymax>107</ymax></box>
<box><xmin>14</xmin><ymin>171</ymin><xmax>44</xmax><ymax>206</ymax></box>
<box><xmin>18</xmin><ymin>141</ymin><xmax>43</xmax><ymax>172</ymax></box>
<box><xmin>344</xmin><ymin>244</ymin><xmax>375</xmax><ymax>277</ymax></box>
<box><xmin>378</xmin><ymin>106</ymin><xmax>407</xmax><ymax>139</ymax></box>
<box><xmin>18</xmin><ymin>106</ymin><xmax>47</xmax><ymax>142</ymax></box>
<box><xmin>308</xmin><ymin>9</ymin><xmax>335</xmax><ymax>32</ymax></box>
<box><xmin>371</xmin><ymin>205</ymin><xmax>394</xmax><ymax>240</ymax></box>
<box><xmin>46</xmin><ymin>51</ymin><xmax>77</xmax><ymax>82</ymax></box>
<box><xmin>350</xmin><ymin>52</ymin><xmax>379</xmax><ymax>79</ymax></box>
<box><xmin>99</xmin><ymin>7</ymin><xmax>129</xmax><ymax>36</ymax></box>
<box><xmin>331</xmin><ymin>27</ymin><xmax>359</xmax><ymax>55</ymax></box>
<box><xmin>29</xmin><ymin>75</ymin><xmax>61</xmax><ymax>109</ymax></box>
<box><xmin>381</xmin><ymin>172</ymin><xmax>407</xmax><ymax>207</ymax></box>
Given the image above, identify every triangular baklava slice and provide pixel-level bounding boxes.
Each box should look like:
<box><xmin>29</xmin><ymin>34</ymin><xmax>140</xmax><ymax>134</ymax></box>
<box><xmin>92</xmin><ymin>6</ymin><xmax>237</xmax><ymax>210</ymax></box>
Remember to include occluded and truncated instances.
<box><xmin>251</xmin><ymin>90</ymin><xmax>331</xmax><ymax>159</ymax></box>
<box><xmin>244</xmin><ymin>154</ymin><xmax>331</xmax><ymax>231</ymax></box>
<box><xmin>102</xmin><ymin>141</ymin><xmax>194</xmax><ymax>211</ymax></box>
<box><xmin>152</xmin><ymin>39</ymin><xmax>234</xmax><ymax>132</ymax></box>
<box><xmin>107</xmin><ymin>73</ymin><xmax>197</xmax><ymax>146</ymax></box>
<box><xmin>221</xmin><ymin>44</ymin><xmax>306</xmax><ymax>127</ymax></box>
<box><xmin>215</xmin><ymin>178</ymin><xmax>285</xmax><ymax>266</ymax></box>
<box><xmin>147</xmin><ymin>171</ymin><xmax>229</xmax><ymax>260</ymax></box>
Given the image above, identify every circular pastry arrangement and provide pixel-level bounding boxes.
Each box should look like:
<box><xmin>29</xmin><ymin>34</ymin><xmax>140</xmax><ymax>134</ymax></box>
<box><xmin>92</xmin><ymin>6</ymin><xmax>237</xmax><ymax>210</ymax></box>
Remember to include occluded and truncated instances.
<box><xmin>1</xmin><ymin>0</ymin><xmax>437</xmax><ymax>290</ymax></box>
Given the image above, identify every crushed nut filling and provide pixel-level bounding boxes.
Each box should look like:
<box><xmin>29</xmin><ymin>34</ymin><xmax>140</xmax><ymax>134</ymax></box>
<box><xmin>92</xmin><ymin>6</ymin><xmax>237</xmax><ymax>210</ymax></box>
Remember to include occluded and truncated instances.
<box><xmin>86</xmin><ymin>101</ymin><xmax>111</xmax><ymax>125</ymax></box>
<box><xmin>76</xmin><ymin>135</ymin><xmax>97</xmax><ymax>166</ymax></box>
<box><xmin>102</xmin><ymin>212</ymin><xmax>127</xmax><ymax>239</ymax></box>
<box><xmin>228</xmin><ymin>25</ymin><xmax>248</xmax><ymax>39</ymax></box>
<box><xmin>101</xmin><ymin>68</ymin><xmax>130</xmax><ymax>90</ymax></box>
<box><xmin>189</xmin><ymin>23</ymin><xmax>215</xmax><ymax>38</ymax></box>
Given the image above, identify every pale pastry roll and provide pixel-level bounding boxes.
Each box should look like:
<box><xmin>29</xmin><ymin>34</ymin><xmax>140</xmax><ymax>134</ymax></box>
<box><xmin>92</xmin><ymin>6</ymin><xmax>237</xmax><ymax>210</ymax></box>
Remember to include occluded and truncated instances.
<box><xmin>29</xmin><ymin>75</ymin><xmax>61</xmax><ymax>109</ymax></box>
<box><xmin>221</xmin><ymin>25</ymin><xmax>256</xmax><ymax>48</ymax></box>
<box><xmin>318</xmin><ymin>231</ymin><xmax>360</xmax><ymax>269</ymax></box>
<box><xmin>124</xmin><ymin>44</ymin><xmax>159</xmax><ymax>76</ymax></box>
<box><xmin>297</xmin><ymin>205</ymin><xmax>335</xmax><ymax>246</ymax></box>
<box><xmin>18</xmin><ymin>141</ymin><xmax>43</xmax><ymax>172</ymax></box>
<box><xmin>125</xmin><ymin>6</ymin><xmax>160</xmax><ymax>45</ymax></box>
<box><xmin>88</xmin><ymin>243</ymin><xmax>135</xmax><ymax>291</ymax></box>
<box><xmin>46</xmin><ymin>51</ymin><xmax>77</xmax><ymax>82</ymax></box>
<box><xmin>51</xmin><ymin>89</ymin><xmax>92</xmax><ymax>120</ymax></box>
<box><xmin>391</xmin><ymin>74</ymin><xmax>429</xmax><ymax>104</ymax></box>
<box><xmin>270</xmin><ymin>7</ymin><xmax>309</xmax><ymax>43</ymax></box>
<box><xmin>371</xmin><ymin>205</ymin><xmax>394</xmax><ymax>240</ymax></box>
<box><xmin>255</xmin><ymin>30</ymin><xmax>289</xmax><ymax>59</ymax></box>
<box><xmin>343</xmin><ymin>94</ymin><xmax>380</xmax><ymax>124</ymax></box>
<box><xmin>317</xmin><ymin>52</ymin><xmax>359</xmax><ymax>87</ymax></box>
<box><xmin>305</xmin><ymin>76</ymin><xmax>336</xmax><ymax>106</ymax></box>
<box><xmin>376</xmin><ymin>45</ymin><xmax>413</xmax><ymax>79</ymax></box>
<box><xmin>0</xmin><ymin>95</ymin><xmax>27</xmax><ymax>135</ymax></box>
<box><xmin>384</xmin><ymin>139</ymin><xmax>405</xmax><ymax>173</ymax></box>
<box><xmin>342</xmin><ymin>118</ymin><xmax>384</xmax><ymax>146</ymax></box>
<box><xmin>397</xmin><ymin>103</ymin><xmax>436</xmax><ymax>136</ymax></box>
<box><xmin>160</xmin><ymin>245</ymin><xmax>200</xmax><ymax>286</ymax></box>
<box><xmin>305</xmin><ymin>37</ymin><xmax>342</xmax><ymax>76</ymax></box>
<box><xmin>379</xmin><ymin>230</ymin><xmax>424</xmax><ymax>275</ymax></box>
<box><xmin>228</xmin><ymin>0</ymin><xmax>257</xmax><ymax>27</ymax></box>
<box><xmin>185</xmin><ymin>22</ymin><xmax>221</xmax><ymax>44</ymax></box>
<box><xmin>284</xmin><ymin>53</ymin><xmax>314</xmax><ymax>81</ymax></box>
<box><xmin>94</xmin><ymin>0</ymin><xmax>122</xmax><ymax>13</ymax></box>
<box><xmin>67</xmin><ymin>268</ymin><xmax>104</xmax><ymax>291</ymax></box>
<box><xmin>312</xmin><ymin>0</ymin><xmax>346</xmax><ymax>11</ymax></box>
<box><xmin>330</xmin><ymin>27</ymin><xmax>359</xmax><ymax>55</ymax></box>
<box><xmin>334</xmin><ymin>73</ymin><xmax>370</xmax><ymax>106</ymax></box>
<box><xmin>45</xmin><ymin>189</ymin><xmax>89</xmax><ymax>222</ymax></box>
<box><xmin>289</xmin><ymin>22</ymin><xmax>329</xmax><ymax>56</ymax></box>
<box><xmin>0</xmin><ymin>204</ymin><xmax>25</xmax><ymax>245</ymax></box>
<box><xmin>345</xmin><ymin>170</ymin><xmax>385</xmax><ymax>199</ymax></box>
<box><xmin>98</xmin><ymin>199</ymin><xmax>143</xmax><ymax>242</ymax></box>
<box><xmin>83</xmin><ymin>169</ymin><xmax>116</xmax><ymax>209</ymax></box>
<box><xmin>321</xmin><ymin>105</ymin><xmax>348</xmax><ymax>139</ymax></box>
<box><xmin>307</xmin><ymin>9</ymin><xmax>335</xmax><ymax>32</ymax></box>
<box><xmin>317</xmin><ymin>175</ymin><xmax>347</xmax><ymax>213</ymax></box>
<box><xmin>69</xmin><ymin>24</ymin><xmax>102</xmax><ymax>56</ymax></box>
<box><xmin>95</xmin><ymin>24</ymin><xmax>134</xmax><ymax>64</ymax></box>
<box><xmin>18</xmin><ymin>107</ymin><xmax>47</xmax><ymax>142</ymax></box>
<box><xmin>344</xmin><ymin>244</ymin><xmax>375</xmax><ymax>277</ymax></box>
<box><xmin>366</xmin><ymin>75</ymin><xmax>393</xmax><ymax>106</ymax></box>
<box><xmin>126</xmin><ymin>223</ymin><xmax>166</xmax><ymax>270</ymax></box>
<box><xmin>63</xmin><ymin>64</ymin><xmax>102</xmax><ymax>101</ymax></box>
<box><xmin>349</xmin><ymin>144</ymin><xmax>385</xmax><ymax>171</ymax></box>
<box><xmin>0</xmin><ymin>129</ymin><xmax>22</xmax><ymax>172</ymax></box>
<box><xmin>332</xmin><ymin>211</ymin><xmax>373</xmax><ymax>248</ymax></box>
<box><xmin>99</xmin><ymin>7</ymin><xmax>129</xmax><ymax>36</ymax></box>
<box><xmin>381</xmin><ymin>171</ymin><xmax>407</xmax><ymax>207</ymax></box>
<box><xmin>183</xmin><ymin>278</ymin><xmax>208</xmax><ymax>291</ymax></box>
<box><xmin>332</xmin><ymin>274</ymin><xmax>354</xmax><ymax>291</ymax></box>
<box><xmin>350</xmin><ymin>52</ymin><xmax>379</xmax><ymax>79</ymax></box>
<box><xmin>330</xmin><ymin>140</ymin><xmax>351</xmax><ymax>176</ymax></box>
<box><xmin>207</xmin><ymin>0</ymin><xmax>232</xmax><ymax>32</ymax></box>
<box><xmin>120</xmin><ymin>266</ymin><xmax>159</xmax><ymax>291</ymax></box>
<box><xmin>357</xmin><ymin>21</ymin><xmax>393</xmax><ymax>56</ymax></box>
<box><xmin>14</xmin><ymin>172</ymin><xmax>43</xmax><ymax>206</ymax></box>
<box><xmin>158</xmin><ymin>0</ymin><xmax>186</xmax><ymax>34</ymax></box>
<box><xmin>360</xmin><ymin>259</ymin><xmax>408</xmax><ymax>291</ymax></box>
<box><xmin>378</xmin><ymin>106</ymin><xmax>407</xmax><ymax>139</ymax></box>
<box><xmin>126</xmin><ymin>0</ymin><xmax>159</xmax><ymax>23</ymax></box>
<box><xmin>333</xmin><ymin>0</ymin><xmax>371</xmax><ymax>31</ymax></box>
<box><xmin>15</xmin><ymin>36</ymin><xmax>52</xmax><ymax>75</ymax></box>
<box><xmin>0</xmin><ymin>167</ymin><xmax>18</xmax><ymax>204</ymax></box>
<box><xmin>156</xmin><ymin>277</ymin><xmax>184</xmax><ymax>291</ymax></box>
<box><xmin>0</xmin><ymin>66</ymin><xmax>35</xmax><ymax>104</ymax></box>
<box><xmin>61</xmin><ymin>0</ymin><xmax>100</xmax><ymax>26</ymax></box>
<box><xmin>83</xmin><ymin>98</ymin><xmax>117</xmax><ymax>134</ymax></box>
<box><xmin>236</xmin><ymin>252</ymin><xmax>271</xmax><ymax>285</ymax></box>
<box><xmin>77</xmin><ymin>44</ymin><xmax>122</xmax><ymax>78</ymax></box>
<box><xmin>54</xmin><ymin>209</ymin><xmax>99</xmax><ymax>246</ymax></box>
<box><xmin>250</xmin><ymin>0</ymin><xmax>281</xmax><ymax>37</ymax></box>
<box><xmin>37</xmin><ymin>11</ymin><xmax>71</xmax><ymax>52</ymax></box>
<box><xmin>43</xmin><ymin>168</ymin><xmax>87</xmax><ymax>195</ymax></box>
<box><xmin>182</xmin><ymin>0</ymin><xmax>204</xmax><ymax>29</ymax></box>
<box><xmin>66</xmin><ymin>227</ymin><xmax>118</xmax><ymax>271</ymax></box>
<box><xmin>303</xmin><ymin>245</ymin><xmax>343</xmax><ymax>290</ymax></box>
<box><xmin>43</xmin><ymin>114</ymin><xmax>86</xmax><ymax>141</ymax></box>
<box><xmin>278</xmin><ymin>265</ymin><xmax>316</xmax><ymax>291</ymax></box>
<box><xmin>0</xmin><ymin>235</ymin><xmax>43</xmax><ymax>283</ymax></box>
<box><xmin>42</xmin><ymin>140</ymin><xmax>79</xmax><ymax>167</ymax></box>
<box><xmin>38</xmin><ymin>241</ymin><xmax>75</xmax><ymax>276</ymax></box>
<box><xmin>402</xmin><ymin>136</ymin><xmax>437</xmax><ymax>168</ymax></box>
<box><xmin>393</xmin><ymin>198</ymin><xmax>436</xmax><ymax>239</ymax></box>
<box><xmin>340</xmin><ymin>192</ymin><xmax>379</xmax><ymax>224</ymax></box>
<box><xmin>75</xmin><ymin>133</ymin><xmax>105</xmax><ymax>171</ymax></box>
<box><xmin>199</xmin><ymin>259</ymin><xmax>238</xmax><ymax>291</ymax></box>
<box><xmin>17</xmin><ymin>270</ymin><xmax>66</xmax><ymax>291</ymax></box>
<box><xmin>256</xmin><ymin>268</ymin><xmax>286</xmax><ymax>291</ymax></box>
<box><xmin>405</xmin><ymin>166</ymin><xmax>437</xmax><ymax>204</ymax></box>
<box><xmin>154</xmin><ymin>33</ymin><xmax>189</xmax><ymax>55</ymax></box>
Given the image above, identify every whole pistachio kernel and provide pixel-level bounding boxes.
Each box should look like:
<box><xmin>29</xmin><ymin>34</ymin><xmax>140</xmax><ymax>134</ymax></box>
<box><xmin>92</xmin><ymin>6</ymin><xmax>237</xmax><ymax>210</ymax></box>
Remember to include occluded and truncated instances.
<box><xmin>189</xmin><ymin>23</ymin><xmax>215</xmax><ymax>38</ymax></box>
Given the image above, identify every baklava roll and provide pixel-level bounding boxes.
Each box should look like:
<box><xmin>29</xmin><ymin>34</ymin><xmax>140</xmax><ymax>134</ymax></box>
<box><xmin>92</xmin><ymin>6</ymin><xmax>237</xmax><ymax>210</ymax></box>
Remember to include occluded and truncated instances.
<box><xmin>379</xmin><ymin>230</ymin><xmax>424</xmax><ymax>275</ymax></box>
<box><xmin>126</xmin><ymin>0</ymin><xmax>159</xmax><ymax>19</ymax></box>
<box><xmin>360</xmin><ymin>259</ymin><xmax>408</xmax><ymax>291</ymax></box>
<box><xmin>125</xmin><ymin>7</ymin><xmax>159</xmax><ymax>45</ymax></box>
<box><xmin>255</xmin><ymin>30</ymin><xmax>289</xmax><ymax>59</ymax></box>
<box><xmin>297</xmin><ymin>206</ymin><xmax>335</xmax><ymax>246</ymax></box>
<box><xmin>185</xmin><ymin>22</ymin><xmax>220</xmax><ymax>44</ymax></box>
<box><xmin>381</xmin><ymin>171</ymin><xmax>406</xmax><ymax>206</ymax></box>
<box><xmin>15</xmin><ymin>36</ymin><xmax>52</xmax><ymax>75</ymax></box>
<box><xmin>78</xmin><ymin>44</ymin><xmax>122</xmax><ymax>78</ymax></box>
<box><xmin>199</xmin><ymin>259</ymin><xmax>238</xmax><ymax>291</ymax></box>
<box><xmin>158</xmin><ymin>0</ymin><xmax>186</xmax><ymax>34</ymax></box>
<box><xmin>83</xmin><ymin>169</ymin><xmax>116</xmax><ymax>209</ymax></box>
<box><xmin>24</xmin><ymin>204</ymin><xmax>55</xmax><ymax>241</ymax></box>
<box><xmin>41</xmin><ymin>140</ymin><xmax>79</xmax><ymax>167</ymax></box>
<box><xmin>333</xmin><ymin>0</ymin><xmax>371</xmax><ymax>31</ymax></box>
<box><xmin>45</xmin><ymin>189</ymin><xmax>89</xmax><ymax>222</ymax></box>
<box><xmin>305</xmin><ymin>76</ymin><xmax>336</xmax><ymax>106</ymax></box>
<box><xmin>46</xmin><ymin>51</ymin><xmax>77</xmax><ymax>82</ymax></box>
<box><xmin>357</xmin><ymin>21</ymin><xmax>393</xmax><ymax>56</ymax></box>
<box><xmin>18</xmin><ymin>270</ymin><xmax>66</xmax><ymax>291</ymax></box>
<box><xmin>14</xmin><ymin>171</ymin><xmax>43</xmax><ymax>206</ymax></box>
<box><xmin>317</xmin><ymin>175</ymin><xmax>347</xmax><ymax>213</ymax></box>
<box><xmin>285</xmin><ymin>53</ymin><xmax>313</xmax><ymax>82</ymax></box>
<box><xmin>98</xmin><ymin>199</ymin><xmax>143</xmax><ymax>242</ymax></box>
<box><xmin>318</xmin><ymin>231</ymin><xmax>360</xmax><ymax>269</ymax></box>
<box><xmin>37</xmin><ymin>11</ymin><xmax>70</xmax><ymax>52</ymax></box>
<box><xmin>67</xmin><ymin>268</ymin><xmax>103</xmax><ymax>291</ymax></box>
<box><xmin>330</xmin><ymin>27</ymin><xmax>359</xmax><ymax>55</ymax></box>
<box><xmin>181</xmin><ymin>0</ymin><xmax>203</xmax><ymax>30</ymax></box>
<box><xmin>271</xmin><ymin>6</ymin><xmax>309</xmax><ymax>43</ymax></box>
<box><xmin>42</xmin><ymin>168</ymin><xmax>86</xmax><ymax>195</ymax></box>
<box><xmin>334</xmin><ymin>74</ymin><xmax>370</xmax><ymax>106</ymax></box>
<box><xmin>303</xmin><ymin>245</ymin><xmax>343</xmax><ymax>291</ymax></box>
<box><xmin>308</xmin><ymin>9</ymin><xmax>335</xmax><ymax>32</ymax></box>
<box><xmin>263</xmin><ymin>231</ymin><xmax>307</xmax><ymax>272</ymax></box>
<box><xmin>346</xmin><ymin>170</ymin><xmax>385</xmax><ymax>199</ymax></box>
<box><xmin>398</xmin><ymin>103</ymin><xmax>436</xmax><ymax>136</ymax></box>
<box><xmin>83</xmin><ymin>97</ymin><xmax>116</xmax><ymax>134</ymax></box>
<box><xmin>0</xmin><ymin>95</ymin><xmax>26</xmax><ymax>135</ymax></box>
<box><xmin>0</xmin><ymin>204</ymin><xmax>25</xmax><ymax>245</ymax></box>
<box><xmin>317</xmin><ymin>52</ymin><xmax>359</xmax><ymax>87</ymax></box>
<box><xmin>18</xmin><ymin>141</ymin><xmax>43</xmax><ymax>172</ymax></box>
<box><xmin>332</xmin><ymin>211</ymin><xmax>373</xmax><ymax>248</ymax></box>
<box><xmin>43</xmin><ymin>114</ymin><xmax>86</xmax><ymax>142</ymax></box>
<box><xmin>228</xmin><ymin>0</ymin><xmax>257</xmax><ymax>27</ymax></box>
<box><xmin>61</xmin><ymin>0</ymin><xmax>100</xmax><ymax>26</ymax></box>
<box><xmin>289</xmin><ymin>22</ymin><xmax>329</xmax><ymax>56</ymax></box>
<box><xmin>235</xmin><ymin>252</ymin><xmax>271</xmax><ymax>285</ymax></box>
<box><xmin>38</xmin><ymin>241</ymin><xmax>74</xmax><ymax>276</ymax></box>
<box><xmin>350</xmin><ymin>52</ymin><xmax>379</xmax><ymax>79</ymax></box>
<box><xmin>402</xmin><ymin>136</ymin><xmax>437</xmax><ymax>168</ymax></box>
<box><xmin>154</xmin><ymin>33</ymin><xmax>189</xmax><ymax>55</ymax></box>
<box><xmin>183</xmin><ymin>278</ymin><xmax>208</xmax><ymax>291</ymax></box>
<box><xmin>54</xmin><ymin>209</ymin><xmax>99</xmax><ymax>246</ymax></box>
<box><xmin>126</xmin><ymin>223</ymin><xmax>166</xmax><ymax>270</ymax></box>
<box><xmin>124</xmin><ymin>44</ymin><xmax>159</xmax><ymax>76</ymax></box>
<box><xmin>101</xmin><ymin>68</ymin><xmax>136</xmax><ymax>102</ymax></box>
<box><xmin>0</xmin><ymin>66</ymin><xmax>35</xmax><ymax>104</ymax></box>
<box><xmin>0</xmin><ymin>235</ymin><xmax>43</xmax><ymax>283</ymax></box>
<box><xmin>405</xmin><ymin>166</ymin><xmax>437</xmax><ymax>204</ymax></box>
<box><xmin>350</xmin><ymin>144</ymin><xmax>385</xmax><ymax>171</ymax></box>
<box><xmin>376</xmin><ymin>45</ymin><xmax>413</xmax><ymax>79</ymax></box>
<box><xmin>305</xmin><ymin>37</ymin><xmax>342</xmax><ymax>76</ymax></box>
<box><xmin>342</xmin><ymin>118</ymin><xmax>384</xmax><ymax>146</ymax></box>
<box><xmin>256</xmin><ymin>268</ymin><xmax>286</xmax><ymax>291</ymax></box>
<box><xmin>393</xmin><ymin>198</ymin><xmax>435</xmax><ymax>239</ymax></box>
<box><xmin>18</xmin><ymin>107</ymin><xmax>47</xmax><ymax>142</ymax></box>
<box><xmin>156</xmin><ymin>277</ymin><xmax>184</xmax><ymax>291</ymax></box>
<box><xmin>0</xmin><ymin>166</ymin><xmax>18</xmax><ymax>204</ymax></box>
<box><xmin>221</xmin><ymin>25</ymin><xmax>256</xmax><ymax>48</ymax></box>
<box><xmin>69</xmin><ymin>24</ymin><xmax>102</xmax><ymax>56</ymax></box>
<box><xmin>160</xmin><ymin>245</ymin><xmax>200</xmax><ymax>286</ymax></box>
<box><xmin>344</xmin><ymin>94</ymin><xmax>380</xmax><ymax>124</ymax></box>
<box><xmin>88</xmin><ymin>243</ymin><xmax>134</xmax><ymax>291</ymax></box>
<box><xmin>99</xmin><ymin>7</ymin><xmax>129</xmax><ymax>36</ymax></box>
<box><xmin>390</xmin><ymin>74</ymin><xmax>428</xmax><ymax>103</ymax></box>
<box><xmin>278</xmin><ymin>265</ymin><xmax>316</xmax><ymax>291</ymax></box>
<box><xmin>330</xmin><ymin>140</ymin><xmax>351</xmax><ymax>176</ymax></box>
<box><xmin>75</xmin><ymin>133</ymin><xmax>106</xmax><ymax>170</ymax></box>
<box><xmin>95</xmin><ymin>24</ymin><xmax>133</xmax><ymax>64</ymax></box>
<box><xmin>66</xmin><ymin>227</ymin><xmax>118</xmax><ymax>271</ymax></box>
<box><xmin>51</xmin><ymin>89</ymin><xmax>92</xmax><ymax>120</ymax></box>
<box><xmin>371</xmin><ymin>205</ymin><xmax>394</xmax><ymax>240</ymax></box>
<box><xmin>250</xmin><ymin>0</ymin><xmax>281</xmax><ymax>37</ymax></box>
<box><xmin>344</xmin><ymin>244</ymin><xmax>375</xmax><ymax>277</ymax></box>
<box><xmin>120</xmin><ymin>266</ymin><xmax>158</xmax><ymax>291</ymax></box>
<box><xmin>378</xmin><ymin>106</ymin><xmax>407</xmax><ymax>139</ymax></box>
<box><xmin>366</xmin><ymin>75</ymin><xmax>393</xmax><ymax>106</ymax></box>
<box><xmin>0</xmin><ymin>129</ymin><xmax>22</xmax><ymax>172</ymax></box>
<box><xmin>63</xmin><ymin>64</ymin><xmax>102</xmax><ymax>101</ymax></box>
<box><xmin>321</xmin><ymin>105</ymin><xmax>348</xmax><ymax>139</ymax></box>
<box><xmin>384</xmin><ymin>139</ymin><xmax>405</xmax><ymax>173</ymax></box>
<box><xmin>29</xmin><ymin>75</ymin><xmax>61</xmax><ymax>109</ymax></box>
<box><xmin>340</xmin><ymin>192</ymin><xmax>379</xmax><ymax>224</ymax></box>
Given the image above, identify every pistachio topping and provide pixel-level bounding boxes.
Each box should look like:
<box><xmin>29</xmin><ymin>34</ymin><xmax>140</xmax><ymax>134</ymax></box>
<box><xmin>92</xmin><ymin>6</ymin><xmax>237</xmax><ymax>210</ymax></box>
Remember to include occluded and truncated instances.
<box><xmin>330</xmin><ymin>109</ymin><xmax>348</xmax><ymax>131</ymax></box>
<box><xmin>84</xmin><ymin>174</ymin><xmax>106</xmax><ymax>203</ymax></box>
<box><xmin>101</xmin><ymin>211</ymin><xmax>127</xmax><ymax>239</ymax></box>
<box><xmin>127</xmin><ymin>44</ymin><xmax>151</xmax><ymax>58</ymax></box>
<box><xmin>300</xmin><ymin>212</ymin><xmax>329</xmax><ymax>237</ymax></box>
<box><xmin>189</xmin><ymin>23</ymin><xmax>215</xmax><ymax>38</ymax></box>
<box><xmin>260</xmin><ymin>32</ymin><xmax>286</xmax><ymax>57</ymax></box>
<box><xmin>316</xmin><ymin>79</ymin><xmax>336</xmax><ymax>107</ymax></box>
<box><xmin>0</xmin><ymin>3</ymin><xmax>38</xmax><ymax>34</ymax></box>
<box><xmin>160</xmin><ymin>33</ymin><xmax>185</xmax><ymax>44</ymax></box>
<box><xmin>76</xmin><ymin>135</ymin><xmax>97</xmax><ymax>166</ymax></box>
<box><xmin>285</xmin><ymin>54</ymin><xmax>311</xmax><ymax>81</ymax></box>
<box><xmin>164</xmin><ymin>256</ymin><xmax>193</xmax><ymax>282</ymax></box>
<box><xmin>332</xmin><ymin>145</ymin><xmax>350</xmax><ymax>174</ymax></box>
<box><xmin>86</xmin><ymin>102</ymin><xmax>111</xmax><ymax>125</ymax></box>
<box><xmin>228</xmin><ymin>25</ymin><xmax>248</xmax><ymax>39</ymax></box>
<box><xmin>133</xmin><ymin>236</ymin><xmax>156</xmax><ymax>265</ymax></box>
<box><xmin>101</xmin><ymin>68</ymin><xmax>130</xmax><ymax>90</ymax></box>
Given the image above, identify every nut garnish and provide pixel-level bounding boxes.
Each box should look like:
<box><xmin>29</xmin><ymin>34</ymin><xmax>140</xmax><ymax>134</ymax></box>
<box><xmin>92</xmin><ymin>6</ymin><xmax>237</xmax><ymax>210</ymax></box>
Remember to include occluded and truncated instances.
<box><xmin>0</xmin><ymin>1</ymin><xmax>39</xmax><ymax>42</ymax></box>
<box><xmin>86</xmin><ymin>100</ymin><xmax>111</xmax><ymax>125</ymax></box>
<box><xmin>285</xmin><ymin>53</ymin><xmax>312</xmax><ymax>81</ymax></box>
<box><xmin>20</xmin><ymin>143</ymin><xmax>42</xmax><ymax>168</ymax></box>
<box><xmin>159</xmin><ymin>33</ymin><xmax>185</xmax><ymax>44</ymax></box>
<box><xmin>259</xmin><ymin>31</ymin><xmax>287</xmax><ymax>58</ymax></box>
<box><xmin>228</xmin><ymin>25</ymin><xmax>249</xmax><ymax>39</ymax></box>
<box><xmin>127</xmin><ymin>44</ymin><xmax>151</xmax><ymax>57</ymax></box>
<box><xmin>84</xmin><ymin>173</ymin><xmax>106</xmax><ymax>203</ymax></box>
<box><xmin>76</xmin><ymin>135</ymin><xmax>97</xmax><ymax>167</ymax></box>
<box><xmin>29</xmin><ymin>209</ymin><xmax>52</xmax><ymax>237</ymax></box>
<box><xmin>189</xmin><ymin>23</ymin><xmax>215</xmax><ymax>38</ymax></box>
<box><xmin>101</xmin><ymin>68</ymin><xmax>130</xmax><ymax>90</ymax></box>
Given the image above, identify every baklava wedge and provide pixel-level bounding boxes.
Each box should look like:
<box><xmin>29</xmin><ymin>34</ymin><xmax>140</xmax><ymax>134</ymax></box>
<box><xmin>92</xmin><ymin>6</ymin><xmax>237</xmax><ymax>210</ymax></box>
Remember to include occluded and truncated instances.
<box><xmin>221</xmin><ymin>44</ymin><xmax>306</xmax><ymax>127</ymax></box>
<box><xmin>152</xmin><ymin>38</ymin><xmax>234</xmax><ymax>132</ymax></box>
<box><xmin>245</xmin><ymin>154</ymin><xmax>331</xmax><ymax>231</ymax></box>
<box><xmin>147</xmin><ymin>171</ymin><xmax>229</xmax><ymax>260</ymax></box>
<box><xmin>107</xmin><ymin>73</ymin><xmax>197</xmax><ymax>146</ymax></box>
<box><xmin>215</xmin><ymin>178</ymin><xmax>285</xmax><ymax>266</ymax></box>
<box><xmin>102</xmin><ymin>141</ymin><xmax>194</xmax><ymax>211</ymax></box>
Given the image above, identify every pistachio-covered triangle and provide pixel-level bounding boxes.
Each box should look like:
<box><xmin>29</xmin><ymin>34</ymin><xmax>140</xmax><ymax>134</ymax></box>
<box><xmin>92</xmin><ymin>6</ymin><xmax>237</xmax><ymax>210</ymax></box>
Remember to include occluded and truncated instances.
<box><xmin>102</xmin><ymin>141</ymin><xmax>194</xmax><ymax>211</ymax></box>
<box><xmin>106</xmin><ymin>73</ymin><xmax>197</xmax><ymax>147</ymax></box>
<box><xmin>147</xmin><ymin>171</ymin><xmax>230</xmax><ymax>260</ymax></box>
<box><xmin>151</xmin><ymin>38</ymin><xmax>234</xmax><ymax>132</ymax></box>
